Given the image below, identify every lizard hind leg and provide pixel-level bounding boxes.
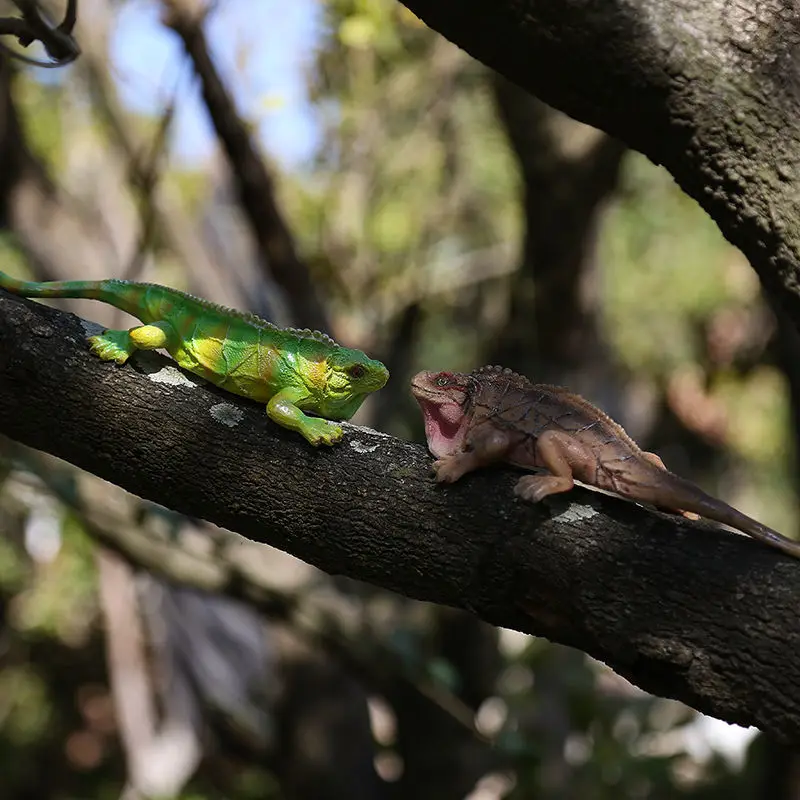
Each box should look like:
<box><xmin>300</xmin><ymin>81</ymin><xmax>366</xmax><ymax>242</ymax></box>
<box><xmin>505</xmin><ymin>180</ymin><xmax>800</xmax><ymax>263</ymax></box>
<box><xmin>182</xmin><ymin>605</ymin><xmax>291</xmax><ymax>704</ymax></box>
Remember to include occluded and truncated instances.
<box><xmin>514</xmin><ymin>429</ymin><xmax>578</xmax><ymax>503</ymax></box>
<box><xmin>642</xmin><ymin>450</ymin><xmax>700</xmax><ymax>521</ymax></box>
<box><xmin>88</xmin><ymin>321</ymin><xmax>174</xmax><ymax>365</ymax></box>
<box><xmin>87</xmin><ymin>329</ymin><xmax>136</xmax><ymax>364</ymax></box>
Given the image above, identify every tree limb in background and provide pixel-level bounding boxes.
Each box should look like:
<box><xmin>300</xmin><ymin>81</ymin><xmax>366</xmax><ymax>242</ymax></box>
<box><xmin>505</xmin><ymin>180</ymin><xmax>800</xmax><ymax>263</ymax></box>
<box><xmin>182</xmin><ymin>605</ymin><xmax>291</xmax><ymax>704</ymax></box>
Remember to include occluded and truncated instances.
<box><xmin>399</xmin><ymin>0</ymin><xmax>800</xmax><ymax>331</ymax></box>
<box><xmin>490</xmin><ymin>80</ymin><xmax>626</xmax><ymax>391</ymax></box>
<box><xmin>372</xmin><ymin>303</ymin><xmax>421</xmax><ymax>432</ymax></box>
<box><xmin>0</xmin><ymin>59</ymin><xmax>126</xmax><ymax>290</ymax></box>
<box><xmin>0</xmin><ymin>0</ymin><xmax>80</xmax><ymax>67</ymax></box>
<box><xmin>2</xmin><ymin>291</ymin><xmax>800</xmax><ymax>742</ymax></box>
<box><xmin>160</xmin><ymin>0</ymin><xmax>331</xmax><ymax>333</ymax></box>
<box><xmin>75</xmin><ymin>15</ymin><xmax>247</xmax><ymax>311</ymax></box>
<box><xmin>96</xmin><ymin>549</ymin><xmax>179</xmax><ymax>799</ymax></box>
<box><xmin>117</xmin><ymin>101</ymin><xmax>176</xmax><ymax>283</ymax></box>
<box><xmin>10</xmin><ymin>442</ymin><xmax>491</xmax><ymax>785</ymax></box>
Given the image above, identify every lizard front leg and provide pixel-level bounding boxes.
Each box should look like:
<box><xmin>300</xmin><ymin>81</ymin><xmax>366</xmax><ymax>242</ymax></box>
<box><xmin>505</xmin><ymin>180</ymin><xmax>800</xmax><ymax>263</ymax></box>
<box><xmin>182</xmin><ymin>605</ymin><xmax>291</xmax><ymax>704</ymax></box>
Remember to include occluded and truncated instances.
<box><xmin>267</xmin><ymin>387</ymin><xmax>343</xmax><ymax>446</ymax></box>
<box><xmin>433</xmin><ymin>425</ymin><xmax>512</xmax><ymax>484</ymax></box>
<box><xmin>514</xmin><ymin>430</ymin><xmax>583</xmax><ymax>503</ymax></box>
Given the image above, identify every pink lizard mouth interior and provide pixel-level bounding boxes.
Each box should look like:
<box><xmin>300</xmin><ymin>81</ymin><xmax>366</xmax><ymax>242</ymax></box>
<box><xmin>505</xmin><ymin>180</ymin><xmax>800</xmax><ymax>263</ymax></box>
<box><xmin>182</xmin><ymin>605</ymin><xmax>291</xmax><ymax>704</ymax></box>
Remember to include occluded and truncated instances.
<box><xmin>416</xmin><ymin>397</ymin><xmax>469</xmax><ymax>458</ymax></box>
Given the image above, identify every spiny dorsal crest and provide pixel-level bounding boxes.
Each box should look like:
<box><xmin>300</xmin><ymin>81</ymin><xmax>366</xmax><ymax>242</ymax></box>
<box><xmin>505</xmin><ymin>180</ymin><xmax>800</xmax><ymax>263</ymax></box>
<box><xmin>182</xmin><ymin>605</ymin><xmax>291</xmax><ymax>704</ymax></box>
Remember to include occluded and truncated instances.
<box><xmin>283</xmin><ymin>326</ymin><xmax>336</xmax><ymax>346</ymax></box>
<box><xmin>472</xmin><ymin>364</ymin><xmax>533</xmax><ymax>387</ymax></box>
<box><xmin>120</xmin><ymin>281</ymin><xmax>337</xmax><ymax>347</ymax></box>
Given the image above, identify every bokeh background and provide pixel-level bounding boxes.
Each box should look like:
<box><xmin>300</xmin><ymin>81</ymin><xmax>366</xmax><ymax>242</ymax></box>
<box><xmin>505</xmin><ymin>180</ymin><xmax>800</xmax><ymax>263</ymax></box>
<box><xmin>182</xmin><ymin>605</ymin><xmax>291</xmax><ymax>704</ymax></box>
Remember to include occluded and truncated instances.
<box><xmin>0</xmin><ymin>1</ymin><xmax>796</xmax><ymax>798</ymax></box>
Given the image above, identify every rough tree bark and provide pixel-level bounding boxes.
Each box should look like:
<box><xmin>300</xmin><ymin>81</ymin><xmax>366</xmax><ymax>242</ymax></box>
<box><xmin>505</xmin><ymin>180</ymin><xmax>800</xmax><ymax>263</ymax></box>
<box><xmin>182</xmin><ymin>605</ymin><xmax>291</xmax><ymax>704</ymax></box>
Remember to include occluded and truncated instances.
<box><xmin>2</xmin><ymin>292</ymin><xmax>800</xmax><ymax>741</ymax></box>
<box><xmin>399</xmin><ymin>0</ymin><xmax>800</xmax><ymax>326</ymax></box>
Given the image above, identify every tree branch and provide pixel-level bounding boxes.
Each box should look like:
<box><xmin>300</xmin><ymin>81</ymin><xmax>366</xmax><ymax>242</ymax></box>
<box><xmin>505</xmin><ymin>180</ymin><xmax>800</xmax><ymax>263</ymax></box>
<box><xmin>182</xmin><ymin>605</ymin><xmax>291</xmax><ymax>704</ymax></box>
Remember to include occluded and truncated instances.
<box><xmin>0</xmin><ymin>0</ymin><xmax>80</xmax><ymax>67</ymax></box>
<box><xmin>2</xmin><ymin>290</ymin><xmax>800</xmax><ymax>741</ymax></box>
<box><xmin>160</xmin><ymin>0</ymin><xmax>331</xmax><ymax>333</ymax></box>
<box><xmin>399</xmin><ymin>0</ymin><xmax>800</xmax><ymax>327</ymax></box>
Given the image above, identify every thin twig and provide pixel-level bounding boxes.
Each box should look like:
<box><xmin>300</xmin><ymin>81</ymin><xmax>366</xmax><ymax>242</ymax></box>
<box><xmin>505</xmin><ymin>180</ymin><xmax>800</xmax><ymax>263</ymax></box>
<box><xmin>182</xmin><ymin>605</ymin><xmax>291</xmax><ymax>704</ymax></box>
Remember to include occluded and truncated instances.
<box><xmin>0</xmin><ymin>0</ymin><xmax>80</xmax><ymax>67</ymax></box>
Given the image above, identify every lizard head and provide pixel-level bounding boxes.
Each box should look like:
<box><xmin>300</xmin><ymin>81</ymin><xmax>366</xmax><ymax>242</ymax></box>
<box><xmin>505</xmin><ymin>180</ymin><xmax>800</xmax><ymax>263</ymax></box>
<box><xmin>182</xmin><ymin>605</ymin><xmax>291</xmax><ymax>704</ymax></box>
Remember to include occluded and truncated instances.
<box><xmin>410</xmin><ymin>370</ymin><xmax>474</xmax><ymax>457</ymax></box>
<box><xmin>317</xmin><ymin>347</ymin><xmax>390</xmax><ymax>420</ymax></box>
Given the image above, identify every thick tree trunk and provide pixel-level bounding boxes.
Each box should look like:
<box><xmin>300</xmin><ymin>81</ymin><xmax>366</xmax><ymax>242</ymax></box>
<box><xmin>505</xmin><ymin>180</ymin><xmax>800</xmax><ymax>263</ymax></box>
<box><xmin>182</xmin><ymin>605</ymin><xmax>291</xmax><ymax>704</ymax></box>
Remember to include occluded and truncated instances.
<box><xmin>400</xmin><ymin>0</ymin><xmax>800</xmax><ymax>326</ymax></box>
<box><xmin>2</xmin><ymin>292</ymin><xmax>800</xmax><ymax>741</ymax></box>
<box><xmin>489</xmin><ymin>80</ymin><xmax>627</xmax><ymax>413</ymax></box>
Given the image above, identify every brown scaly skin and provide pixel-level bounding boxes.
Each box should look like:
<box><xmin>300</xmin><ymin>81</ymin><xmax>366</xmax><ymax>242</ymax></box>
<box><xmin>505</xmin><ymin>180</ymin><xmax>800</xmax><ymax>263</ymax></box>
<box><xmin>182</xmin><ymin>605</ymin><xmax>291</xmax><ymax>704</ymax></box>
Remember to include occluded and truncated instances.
<box><xmin>411</xmin><ymin>365</ymin><xmax>800</xmax><ymax>560</ymax></box>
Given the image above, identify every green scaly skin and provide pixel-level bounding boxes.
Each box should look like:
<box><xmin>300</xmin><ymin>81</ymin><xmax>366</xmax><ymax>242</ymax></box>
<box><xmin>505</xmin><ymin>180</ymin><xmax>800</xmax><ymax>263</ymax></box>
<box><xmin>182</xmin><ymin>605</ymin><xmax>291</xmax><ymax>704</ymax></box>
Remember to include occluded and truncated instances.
<box><xmin>0</xmin><ymin>271</ymin><xmax>389</xmax><ymax>446</ymax></box>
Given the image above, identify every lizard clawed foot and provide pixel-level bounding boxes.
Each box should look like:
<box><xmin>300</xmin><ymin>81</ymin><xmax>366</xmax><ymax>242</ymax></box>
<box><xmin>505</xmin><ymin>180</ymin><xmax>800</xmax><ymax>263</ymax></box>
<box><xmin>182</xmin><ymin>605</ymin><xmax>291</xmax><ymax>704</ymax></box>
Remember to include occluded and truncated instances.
<box><xmin>431</xmin><ymin>455</ymin><xmax>472</xmax><ymax>484</ymax></box>
<box><xmin>301</xmin><ymin>419</ymin><xmax>344</xmax><ymax>447</ymax></box>
<box><xmin>88</xmin><ymin>330</ymin><xmax>135</xmax><ymax>364</ymax></box>
<box><xmin>656</xmin><ymin>505</ymin><xmax>700</xmax><ymax>521</ymax></box>
<box><xmin>514</xmin><ymin>474</ymin><xmax>574</xmax><ymax>504</ymax></box>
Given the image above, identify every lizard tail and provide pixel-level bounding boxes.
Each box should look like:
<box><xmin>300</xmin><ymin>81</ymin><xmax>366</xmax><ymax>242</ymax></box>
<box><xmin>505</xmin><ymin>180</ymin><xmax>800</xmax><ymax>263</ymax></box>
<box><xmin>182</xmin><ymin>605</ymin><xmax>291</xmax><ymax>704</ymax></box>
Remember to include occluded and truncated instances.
<box><xmin>0</xmin><ymin>270</ymin><xmax>148</xmax><ymax>319</ymax></box>
<box><xmin>659</xmin><ymin>473</ymin><xmax>800</xmax><ymax>559</ymax></box>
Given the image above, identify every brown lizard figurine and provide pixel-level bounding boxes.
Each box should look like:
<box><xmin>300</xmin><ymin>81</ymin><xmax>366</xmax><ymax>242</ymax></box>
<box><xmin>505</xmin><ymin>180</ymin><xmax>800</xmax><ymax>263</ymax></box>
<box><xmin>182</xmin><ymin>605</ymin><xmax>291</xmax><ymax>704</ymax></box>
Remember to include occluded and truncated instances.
<box><xmin>411</xmin><ymin>364</ymin><xmax>800</xmax><ymax>559</ymax></box>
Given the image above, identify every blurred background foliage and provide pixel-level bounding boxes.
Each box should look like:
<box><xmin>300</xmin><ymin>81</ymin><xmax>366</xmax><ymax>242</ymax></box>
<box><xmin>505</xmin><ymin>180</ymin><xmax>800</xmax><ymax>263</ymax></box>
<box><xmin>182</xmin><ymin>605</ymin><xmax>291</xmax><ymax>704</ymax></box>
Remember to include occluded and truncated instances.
<box><xmin>0</xmin><ymin>0</ymin><xmax>795</xmax><ymax>798</ymax></box>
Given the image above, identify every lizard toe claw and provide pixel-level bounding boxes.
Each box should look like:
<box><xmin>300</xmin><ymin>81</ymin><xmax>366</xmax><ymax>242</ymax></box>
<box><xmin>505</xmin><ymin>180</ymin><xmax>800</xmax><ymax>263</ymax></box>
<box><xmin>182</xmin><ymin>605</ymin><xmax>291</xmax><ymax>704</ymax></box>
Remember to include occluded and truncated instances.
<box><xmin>514</xmin><ymin>474</ymin><xmax>574</xmax><ymax>504</ymax></box>
<box><xmin>312</xmin><ymin>428</ymin><xmax>343</xmax><ymax>447</ymax></box>
<box><xmin>431</xmin><ymin>457</ymin><xmax>467</xmax><ymax>484</ymax></box>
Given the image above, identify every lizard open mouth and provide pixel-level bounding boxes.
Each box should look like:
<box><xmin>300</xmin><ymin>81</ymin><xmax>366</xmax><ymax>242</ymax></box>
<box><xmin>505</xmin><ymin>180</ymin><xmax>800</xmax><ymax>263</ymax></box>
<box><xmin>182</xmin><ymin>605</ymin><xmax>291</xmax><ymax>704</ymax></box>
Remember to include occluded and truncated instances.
<box><xmin>415</xmin><ymin>397</ymin><xmax>469</xmax><ymax>458</ymax></box>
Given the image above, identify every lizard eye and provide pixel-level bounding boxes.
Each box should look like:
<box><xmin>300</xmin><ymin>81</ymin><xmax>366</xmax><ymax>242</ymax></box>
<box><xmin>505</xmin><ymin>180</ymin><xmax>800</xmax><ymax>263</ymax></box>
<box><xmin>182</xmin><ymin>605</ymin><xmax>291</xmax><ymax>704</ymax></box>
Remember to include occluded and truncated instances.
<box><xmin>435</xmin><ymin>374</ymin><xmax>451</xmax><ymax>387</ymax></box>
<box><xmin>347</xmin><ymin>364</ymin><xmax>366</xmax><ymax>379</ymax></box>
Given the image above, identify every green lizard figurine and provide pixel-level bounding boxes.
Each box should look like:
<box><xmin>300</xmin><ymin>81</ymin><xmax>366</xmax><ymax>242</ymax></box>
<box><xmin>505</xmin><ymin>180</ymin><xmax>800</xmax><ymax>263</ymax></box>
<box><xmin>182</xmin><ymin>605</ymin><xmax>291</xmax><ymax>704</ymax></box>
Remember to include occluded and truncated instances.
<box><xmin>0</xmin><ymin>271</ymin><xmax>389</xmax><ymax>446</ymax></box>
